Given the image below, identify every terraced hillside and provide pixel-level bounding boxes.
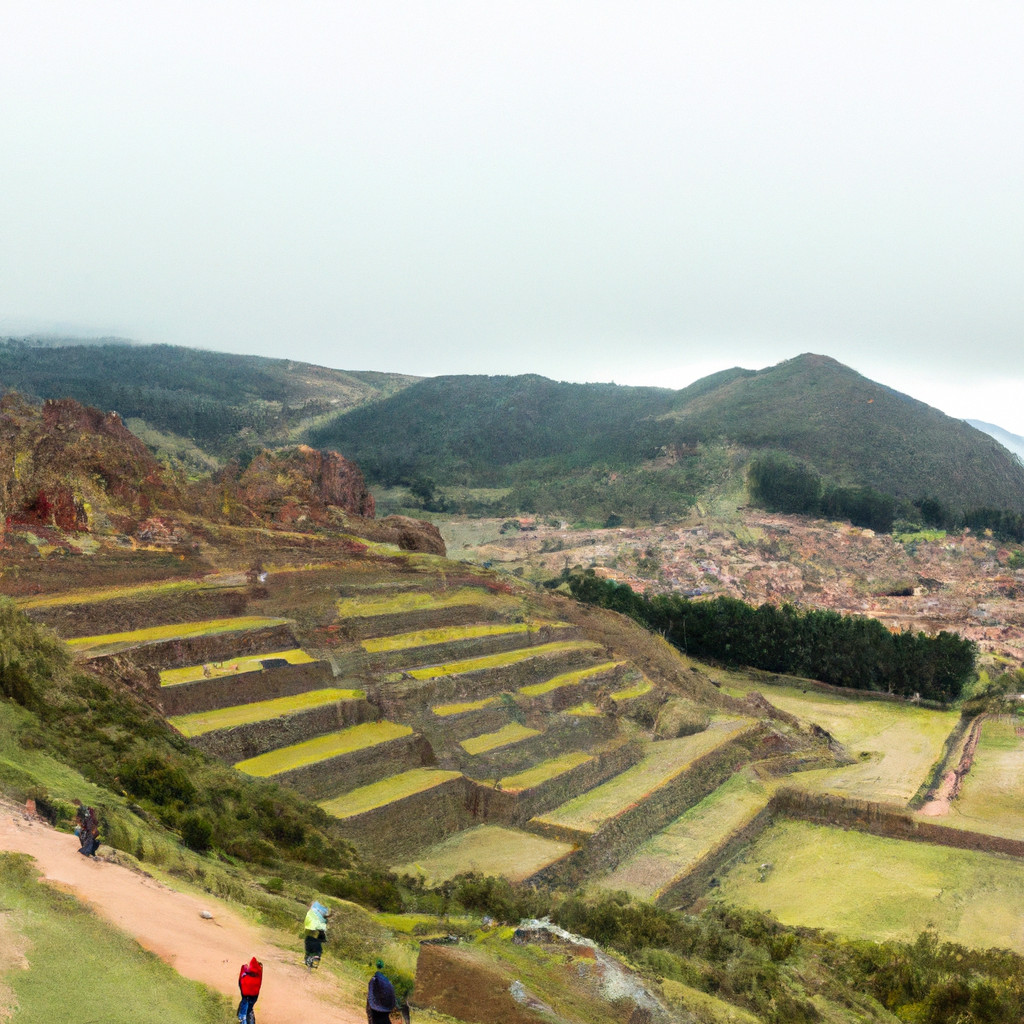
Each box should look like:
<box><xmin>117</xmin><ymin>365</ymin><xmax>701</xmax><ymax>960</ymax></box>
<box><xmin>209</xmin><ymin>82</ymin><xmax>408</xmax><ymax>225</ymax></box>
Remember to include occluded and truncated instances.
<box><xmin>13</xmin><ymin>513</ymin><xmax>817</xmax><ymax>893</ymax></box>
<box><xmin>19</xmin><ymin>509</ymin><xmax>1001</xmax><ymax>929</ymax></box>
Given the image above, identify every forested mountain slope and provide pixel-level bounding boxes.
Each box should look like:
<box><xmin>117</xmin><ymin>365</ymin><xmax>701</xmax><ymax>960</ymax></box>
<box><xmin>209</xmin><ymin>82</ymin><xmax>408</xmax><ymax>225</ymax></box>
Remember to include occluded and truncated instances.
<box><xmin>0</xmin><ymin>338</ymin><xmax>419</xmax><ymax>457</ymax></box>
<box><xmin>313</xmin><ymin>354</ymin><xmax>1024</xmax><ymax>514</ymax></box>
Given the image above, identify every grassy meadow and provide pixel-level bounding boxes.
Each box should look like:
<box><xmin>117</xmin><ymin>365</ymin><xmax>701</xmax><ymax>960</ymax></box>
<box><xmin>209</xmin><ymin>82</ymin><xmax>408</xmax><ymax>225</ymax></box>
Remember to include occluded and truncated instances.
<box><xmin>599</xmin><ymin>769</ymin><xmax>772</xmax><ymax>902</ymax></box>
<box><xmin>532</xmin><ymin>720</ymin><xmax>750</xmax><ymax>837</ymax></box>
<box><xmin>943</xmin><ymin>716</ymin><xmax>1024</xmax><ymax>840</ymax></box>
<box><xmin>719</xmin><ymin>673</ymin><xmax>958</xmax><ymax>804</ymax></box>
<box><xmin>391</xmin><ymin>824</ymin><xmax>574</xmax><ymax>885</ymax></box>
<box><xmin>0</xmin><ymin>854</ymin><xmax>227</xmax><ymax>1024</ymax></box>
<box><xmin>715</xmin><ymin>819</ymin><xmax>1024</xmax><ymax>953</ymax></box>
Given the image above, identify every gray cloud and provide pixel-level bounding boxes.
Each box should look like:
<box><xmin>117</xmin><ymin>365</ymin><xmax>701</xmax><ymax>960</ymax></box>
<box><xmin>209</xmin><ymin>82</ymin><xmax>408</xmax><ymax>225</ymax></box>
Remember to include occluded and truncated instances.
<box><xmin>1</xmin><ymin>2</ymin><xmax>1022</xmax><ymax>427</ymax></box>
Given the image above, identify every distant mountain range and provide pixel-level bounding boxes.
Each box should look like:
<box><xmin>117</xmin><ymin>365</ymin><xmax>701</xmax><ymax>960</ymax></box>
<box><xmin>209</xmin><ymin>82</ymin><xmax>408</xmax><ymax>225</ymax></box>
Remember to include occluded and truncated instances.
<box><xmin>2</xmin><ymin>339</ymin><xmax>1022</xmax><ymax>521</ymax></box>
<box><xmin>968</xmin><ymin>420</ymin><xmax>1024</xmax><ymax>463</ymax></box>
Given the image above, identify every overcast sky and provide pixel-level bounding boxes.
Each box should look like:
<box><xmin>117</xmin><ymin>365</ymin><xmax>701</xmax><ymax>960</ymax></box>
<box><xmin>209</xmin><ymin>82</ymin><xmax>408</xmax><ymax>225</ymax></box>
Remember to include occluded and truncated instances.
<box><xmin>2</xmin><ymin>3</ymin><xmax>1023</xmax><ymax>431</ymax></box>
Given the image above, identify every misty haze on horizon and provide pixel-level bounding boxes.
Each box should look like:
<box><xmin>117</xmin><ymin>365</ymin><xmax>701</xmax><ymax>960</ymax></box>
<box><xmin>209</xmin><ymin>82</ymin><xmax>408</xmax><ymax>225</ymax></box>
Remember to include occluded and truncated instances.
<box><xmin>2</xmin><ymin>3</ymin><xmax>1023</xmax><ymax>430</ymax></box>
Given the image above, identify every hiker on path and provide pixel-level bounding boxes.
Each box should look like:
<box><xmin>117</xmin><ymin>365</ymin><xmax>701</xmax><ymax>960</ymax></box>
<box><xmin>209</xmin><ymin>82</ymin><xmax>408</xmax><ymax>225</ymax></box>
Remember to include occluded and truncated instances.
<box><xmin>303</xmin><ymin>900</ymin><xmax>330</xmax><ymax>968</ymax></box>
<box><xmin>366</xmin><ymin>960</ymin><xmax>397</xmax><ymax>1024</ymax></box>
<box><xmin>72</xmin><ymin>801</ymin><xmax>99</xmax><ymax>857</ymax></box>
<box><xmin>237</xmin><ymin>956</ymin><xmax>262</xmax><ymax>1024</ymax></box>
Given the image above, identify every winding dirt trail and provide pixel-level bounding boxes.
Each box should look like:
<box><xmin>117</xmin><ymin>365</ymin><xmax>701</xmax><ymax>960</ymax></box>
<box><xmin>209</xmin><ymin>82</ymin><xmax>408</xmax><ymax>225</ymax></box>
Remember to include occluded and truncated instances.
<box><xmin>0</xmin><ymin>810</ymin><xmax>364</xmax><ymax>1024</ymax></box>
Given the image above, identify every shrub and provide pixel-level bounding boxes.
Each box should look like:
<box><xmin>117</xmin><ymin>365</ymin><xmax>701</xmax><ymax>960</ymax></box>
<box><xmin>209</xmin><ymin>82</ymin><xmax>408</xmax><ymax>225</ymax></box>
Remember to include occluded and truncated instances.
<box><xmin>181</xmin><ymin>814</ymin><xmax>213</xmax><ymax>852</ymax></box>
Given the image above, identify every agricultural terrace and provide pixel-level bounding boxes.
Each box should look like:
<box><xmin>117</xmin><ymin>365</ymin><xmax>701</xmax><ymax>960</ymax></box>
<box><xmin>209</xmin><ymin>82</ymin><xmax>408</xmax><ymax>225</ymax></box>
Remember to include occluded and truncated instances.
<box><xmin>335</xmin><ymin>586</ymin><xmax>514</xmax><ymax>619</ymax></box>
<box><xmin>716</xmin><ymin>820</ymin><xmax>1024</xmax><ymax>954</ymax></box>
<box><xmin>431</xmin><ymin>696</ymin><xmax>499</xmax><ymax>717</ymax></box>
<box><xmin>159</xmin><ymin>648</ymin><xmax>314</xmax><ymax>686</ymax></box>
<box><xmin>939</xmin><ymin>716</ymin><xmax>1024</xmax><ymax>841</ymax></box>
<box><xmin>531</xmin><ymin>719</ymin><xmax>752</xmax><ymax>839</ymax></box>
<box><xmin>598</xmin><ymin>769</ymin><xmax>772</xmax><ymax>903</ymax></box>
<box><xmin>168</xmin><ymin>688</ymin><xmax>365</xmax><ymax>737</ymax></box>
<box><xmin>406</xmin><ymin>640</ymin><xmax>600</xmax><ymax>680</ymax></box>
<box><xmin>65</xmin><ymin>616</ymin><xmax>290</xmax><ymax>656</ymax></box>
<box><xmin>234</xmin><ymin>721</ymin><xmax>411</xmax><ymax>777</ymax></box>
<box><xmin>360</xmin><ymin>619</ymin><xmax>569</xmax><ymax>653</ymax></box>
<box><xmin>14</xmin><ymin>577</ymin><xmax>206</xmax><ymax>609</ymax></box>
<box><xmin>498</xmin><ymin>751</ymin><xmax>594</xmax><ymax>793</ymax></box>
<box><xmin>391</xmin><ymin>824</ymin><xmax>574</xmax><ymax>885</ymax></box>
<box><xmin>319</xmin><ymin>768</ymin><xmax>463</xmax><ymax>819</ymax></box>
<box><xmin>460</xmin><ymin>723</ymin><xmax>540</xmax><ymax>756</ymax></box>
<box><xmin>608</xmin><ymin>675</ymin><xmax>653</xmax><ymax>700</ymax></box>
<box><xmin>518</xmin><ymin>661</ymin><xmax>622</xmax><ymax>697</ymax></box>
<box><xmin>719</xmin><ymin>674</ymin><xmax>958</xmax><ymax>804</ymax></box>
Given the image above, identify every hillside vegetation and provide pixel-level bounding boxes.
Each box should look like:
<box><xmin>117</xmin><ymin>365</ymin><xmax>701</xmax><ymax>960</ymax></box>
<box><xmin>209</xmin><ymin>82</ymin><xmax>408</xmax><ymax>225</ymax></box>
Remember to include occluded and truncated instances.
<box><xmin>312</xmin><ymin>354</ymin><xmax>1024</xmax><ymax>519</ymax></box>
<box><xmin>0</xmin><ymin>337</ymin><xmax>418</xmax><ymax>458</ymax></box>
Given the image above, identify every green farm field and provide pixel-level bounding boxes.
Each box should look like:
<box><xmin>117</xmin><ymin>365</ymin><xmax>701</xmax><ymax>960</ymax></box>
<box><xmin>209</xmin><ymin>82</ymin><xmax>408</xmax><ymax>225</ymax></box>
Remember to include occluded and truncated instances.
<box><xmin>715</xmin><ymin>819</ymin><xmax>1024</xmax><ymax>953</ymax></box>
<box><xmin>719</xmin><ymin>674</ymin><xmax>958</xmax><ymax>804</ymax></box>
<box><xmin>66</xmin><ymin>616</ymin><xmax>290</xmax><ymax>655</ymax></box>
<box><xmin>361</xmin><ymin>619</ymin><xmax>568</xmax><ymax>653</ymax></box>
<box><xmin>406</xmin><ymin>639</ymin><xmax>600</xmax><ymax>680</ymax></box>
<box><xmin>168</xmin><ymin>687</ymin><xmax>365</xmax><ymax>737</ymax></box>
<box><xmin>319</xmin><ymin>768</ymin><xmax>463</xmax><ymax>819</ymax></box>
<box><xmin>159</xmin><ymin>647</ymin><xmax>314</xmax><ymax>685</ymax></box>
<box><xmin>941</xmin><ymin>716</ymin><xmax>1024</xmax><ymax>840</ymax></box>
<box><xmin>599</xmin><ymin>769</ymin><xmax>772</xmax><ymax>902</ymax></box>
<box><xmin>336</xmin><ymin>586</ymin><xmax>513</xmax><ymax>619</ymax></box>
<box><xmin>532</xmin><ymin>719</ymin><xmax>751</xmax><ymax>838</ymax></box>
<box><xmin>499</xmin><ymin>751</ymin><xmax>593</xmax><ymax>792</ymax></box>
<box><xmin>392</xmin><ymin>824</ymin><xmax>574</xmax><ymax>885</ymax></box>
<box><xmin>234</xmin><ymin>721</ymin><xmax>411</xmax><ymax>777</ymax></box>
<box><xmin>518</xmin><ymin>660</ymin><xmax>622</xmax><ymax>697</ymax></box>
<box><xmin>460</xmin><ymin>722</ymin><xmax>540</xmax><ymax>755</ymax></box>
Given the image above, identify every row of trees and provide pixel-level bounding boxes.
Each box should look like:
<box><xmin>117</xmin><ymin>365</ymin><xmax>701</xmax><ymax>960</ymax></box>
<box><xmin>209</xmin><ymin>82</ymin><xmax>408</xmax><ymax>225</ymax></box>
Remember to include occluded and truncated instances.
<box><xmin>567</xmin><ymin>572</ymin><xmax>976</xmax><ymax>702</ymax></box>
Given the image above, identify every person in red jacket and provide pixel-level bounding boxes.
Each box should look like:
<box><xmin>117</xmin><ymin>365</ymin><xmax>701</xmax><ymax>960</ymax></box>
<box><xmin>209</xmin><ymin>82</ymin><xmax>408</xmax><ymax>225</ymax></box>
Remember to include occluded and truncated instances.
<box><xmin>238</xmin><ymin>957</ymin><xmax>263</xmax><ymax>1024</ymax></box>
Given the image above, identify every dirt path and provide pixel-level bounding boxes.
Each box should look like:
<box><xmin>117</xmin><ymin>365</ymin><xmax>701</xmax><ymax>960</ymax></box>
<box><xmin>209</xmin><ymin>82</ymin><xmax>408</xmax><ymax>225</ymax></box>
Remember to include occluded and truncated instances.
<box><xmin>0</xmin><ymin>810</ymin><xmax>364</xmax><ymax>1024</ymax></box>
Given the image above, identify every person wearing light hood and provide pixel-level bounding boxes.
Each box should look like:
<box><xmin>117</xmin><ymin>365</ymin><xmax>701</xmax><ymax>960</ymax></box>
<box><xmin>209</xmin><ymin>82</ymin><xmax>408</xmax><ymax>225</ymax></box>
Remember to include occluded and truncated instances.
<box><xmin>366</xmin><ymin>960</ymin><xmax>397</xmax><ymax>1024</ymax></box>
<box><xmin>303</xmin><ymin>900</ymin><xmax>330</xmax><ymax>968</ymax></box>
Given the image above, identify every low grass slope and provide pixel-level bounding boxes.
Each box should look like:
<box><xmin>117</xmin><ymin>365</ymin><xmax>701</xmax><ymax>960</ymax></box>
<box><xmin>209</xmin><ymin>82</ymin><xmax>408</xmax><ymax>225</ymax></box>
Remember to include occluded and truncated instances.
<box><xmin>311</xmin><ymin>355</ymin><xmax>1024</xmax><ymax>514</ymax></box>
<box><xmin>0</xmin><ymin>853</ymin><xmax>227</xmax><ymax>1023</ymax></box>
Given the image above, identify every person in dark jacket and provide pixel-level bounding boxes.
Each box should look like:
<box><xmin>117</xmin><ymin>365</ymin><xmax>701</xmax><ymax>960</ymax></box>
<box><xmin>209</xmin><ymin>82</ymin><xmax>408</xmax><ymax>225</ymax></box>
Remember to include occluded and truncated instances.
<box><xmin>237</xmin><ymin>957</ymin><xmax>262</xmax><ymax>1024</ymax></box>
<box><xmin>73</xmin><ymin>802</ymin><xmax>99</xmax><ymax>857</ymax></box>
<box><xmin>366</xmin><ymin>960</ymin><xmax>397</xmax><ymax>1024</ymax></box>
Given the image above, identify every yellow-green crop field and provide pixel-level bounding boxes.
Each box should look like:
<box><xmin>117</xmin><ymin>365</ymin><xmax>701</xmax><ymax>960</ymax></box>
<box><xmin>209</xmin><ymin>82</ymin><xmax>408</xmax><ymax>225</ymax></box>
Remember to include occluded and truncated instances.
<box><xmin>533</xmin><ymin>719</ymin><xmax>752</xmax><ymax>837</ymax></box>
<box><xmin>391</xmin><ymin>825</ymin><xmax>575</xmax><ymax>885</ymax></box>
<box><xmin>460</xmin><ymin>722</ymin><xmax>540</xmax><ymax>756</ymax></box>
<box><xmin>66</xmin><ymin>616</ymin><xmax>290</xmax><ymax>654</ymax></box>
<box><xmin>720</xmin><ymin>675</ymin><xmax>958</xmax><ymax>805</ymax></box>
<box><xmin>610</xmin><ymin>675</ymin><xmax>654</xmax><ymax>700</ymax></box>
<box><xmin>168</xmin><ymin>688</ymin><xmax>365</xmax><ymax>737</ymax></box>
<box><xmin>159</xmin><ymin>648</ymin><xmax>314</xmax><ymax>686</ymax></box>
<box><xmin>234</xmin><ymin>721</ymin><xmax>411</xmax><ymax>777</ymax></box>
<box><xmin>320</xmin><ymin>768</ymin><xmax>464</xmax><ymax>819</ymax></box>
<box><xmin>407</xmin><ymin>640</ymin><xmax>600</xmax><ymax>680</ymax></box>
<box><xmin>715</xmin><ymin>819</ymin><xmax>1024</xmax><ymax>953</ymax></box>
<box><xmin>336</xmin><ymin>586</ymin><xmax>511</xmax><ymax>619</ymax></box>
<box><xmin>15</xmin><ymin>577</ymin><xmax>204</xmax><ymax>609</ymax></box>
<box><xmin>518</xmin><ymin>660</ymin><xmax>622</xmax><ymax>697</ymax></box>
<box><xmin>431</xmin><ymin>696</ymin><xmax>500</xmax><ymax>717</ymax></box>
<box><xmin>598</xmin><ymin>769</ymin><xmax>772</xmax><ymax>902</ymax></box>
<box><xmin>939</xmin><ymin>717</ymin><xmax>1024</xmax><ymax>840</ymax></box>
<box><xmin>498</xmin><ymin>751</ymin><xmax>594</xmax><ymax>792</ymax></box>
<box><xmin>361</xmin><ymin>619</ymin><xmax>569</xmax><ymax>653</ymax></box>
<box><xmin>563</xmin><ymin>701</ymin><xmax>602</xmax><ymax>717</ymax></box>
